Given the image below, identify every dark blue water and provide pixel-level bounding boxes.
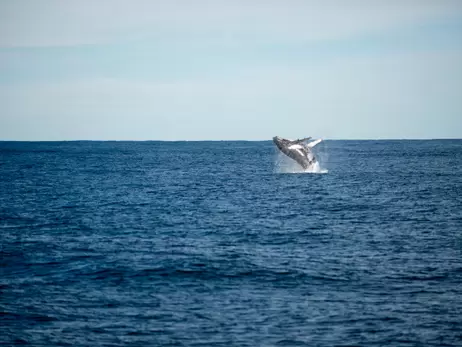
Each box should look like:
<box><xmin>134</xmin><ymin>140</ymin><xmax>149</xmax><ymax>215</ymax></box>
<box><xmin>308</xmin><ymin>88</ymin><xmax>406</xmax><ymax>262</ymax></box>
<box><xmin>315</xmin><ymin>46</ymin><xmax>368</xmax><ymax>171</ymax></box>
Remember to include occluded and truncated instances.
<box><xmin>1</xmin><ymin>140</ymin><xmax>461</xmax><ymax>346</ymax></box>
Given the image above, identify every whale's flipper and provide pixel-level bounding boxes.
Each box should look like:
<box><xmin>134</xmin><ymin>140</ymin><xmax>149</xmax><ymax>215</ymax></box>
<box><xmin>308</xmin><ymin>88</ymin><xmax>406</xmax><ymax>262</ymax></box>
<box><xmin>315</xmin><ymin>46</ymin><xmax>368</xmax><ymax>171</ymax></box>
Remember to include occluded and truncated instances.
<box><xmin>307</xmin><ymin>139</ymin><xmax>322</xmax><ymax>149</ymax></box>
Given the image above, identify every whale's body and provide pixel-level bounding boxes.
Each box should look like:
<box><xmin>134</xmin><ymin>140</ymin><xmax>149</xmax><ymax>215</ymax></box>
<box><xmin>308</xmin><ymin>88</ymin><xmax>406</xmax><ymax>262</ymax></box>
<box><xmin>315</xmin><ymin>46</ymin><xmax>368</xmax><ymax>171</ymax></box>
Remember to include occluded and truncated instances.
<box><xmin>273</xmin><ymin>136</ymin><xmax>322</xmax><ymax>170</ymax></box>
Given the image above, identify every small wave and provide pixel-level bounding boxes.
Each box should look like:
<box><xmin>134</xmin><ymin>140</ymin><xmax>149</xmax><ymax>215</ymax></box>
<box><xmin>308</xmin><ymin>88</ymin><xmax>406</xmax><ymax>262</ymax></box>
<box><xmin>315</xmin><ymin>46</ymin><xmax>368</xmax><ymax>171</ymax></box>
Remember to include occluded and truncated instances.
<box><xmin>1</xmin><ymin>311</ymin><xmax>58</xmax><ymax>322</ymax></box>
<box><xmin>385</xmin><ymin>273</ymin><xmax>449</xmax><ymax>281</ymax></box>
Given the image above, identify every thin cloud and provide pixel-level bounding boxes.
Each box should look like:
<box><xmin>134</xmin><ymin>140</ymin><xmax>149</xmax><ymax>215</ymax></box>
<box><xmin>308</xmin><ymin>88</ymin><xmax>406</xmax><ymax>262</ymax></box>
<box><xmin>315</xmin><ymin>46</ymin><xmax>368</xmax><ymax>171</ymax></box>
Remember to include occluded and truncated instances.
<box><xmin>0</xmin><ymin>0</ymin><xmax>460</xmax><ymax>47</ymax></box>
<box><xmin>2</xmin><ymin>50</ymin><xmax>461</xmax><ymax>140</ymax></box>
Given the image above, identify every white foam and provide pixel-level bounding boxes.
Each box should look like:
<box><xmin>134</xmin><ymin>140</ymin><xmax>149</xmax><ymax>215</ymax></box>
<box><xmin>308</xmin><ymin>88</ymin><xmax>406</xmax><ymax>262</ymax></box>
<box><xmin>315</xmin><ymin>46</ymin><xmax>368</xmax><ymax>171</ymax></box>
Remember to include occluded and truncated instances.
<box><xmin>307</xmin><ymin>161</ymin><xmax>329</xmax><ymax>174</ymax></box>
<box><xmin>274</xmin><ymin>151</ymin><xmax>328</xmax><ymax>174</ymax></box>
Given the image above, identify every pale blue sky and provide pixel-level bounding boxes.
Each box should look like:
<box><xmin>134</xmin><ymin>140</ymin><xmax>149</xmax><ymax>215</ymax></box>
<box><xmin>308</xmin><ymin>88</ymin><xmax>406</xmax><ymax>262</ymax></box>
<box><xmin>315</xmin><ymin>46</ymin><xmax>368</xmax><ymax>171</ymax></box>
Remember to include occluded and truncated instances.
<box><xmin>1</xmin><ymin>0</ymin><xmax>461</xmax><ymax>140</ymax></box>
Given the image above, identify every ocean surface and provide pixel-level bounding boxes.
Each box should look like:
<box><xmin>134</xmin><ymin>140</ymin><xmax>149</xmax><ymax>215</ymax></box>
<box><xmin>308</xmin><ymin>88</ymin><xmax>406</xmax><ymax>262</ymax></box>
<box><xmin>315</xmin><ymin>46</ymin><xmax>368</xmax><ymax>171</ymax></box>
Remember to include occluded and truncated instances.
<box><xmin>1</xmin><ymin>140</ymin><xmax>461</xmax><ymax>347</ymax></box>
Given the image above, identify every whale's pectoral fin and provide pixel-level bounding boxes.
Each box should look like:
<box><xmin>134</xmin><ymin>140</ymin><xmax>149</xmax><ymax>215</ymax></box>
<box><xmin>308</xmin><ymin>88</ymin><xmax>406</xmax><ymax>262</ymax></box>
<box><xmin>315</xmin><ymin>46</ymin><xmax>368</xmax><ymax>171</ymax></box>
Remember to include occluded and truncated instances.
<box><xmin>307</xmin><ymin>139</ymin><xmax>322</xmax><ymax>149</ymax></box>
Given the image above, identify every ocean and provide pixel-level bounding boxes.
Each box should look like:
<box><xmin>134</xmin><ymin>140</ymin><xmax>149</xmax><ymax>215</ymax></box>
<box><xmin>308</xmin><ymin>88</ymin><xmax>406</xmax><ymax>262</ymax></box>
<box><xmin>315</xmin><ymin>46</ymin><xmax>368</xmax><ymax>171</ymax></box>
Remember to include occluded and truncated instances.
<box><xmin>1</xmin><ymin>140</ymin><xmax>461</xmax><ymax>346</ymax></box>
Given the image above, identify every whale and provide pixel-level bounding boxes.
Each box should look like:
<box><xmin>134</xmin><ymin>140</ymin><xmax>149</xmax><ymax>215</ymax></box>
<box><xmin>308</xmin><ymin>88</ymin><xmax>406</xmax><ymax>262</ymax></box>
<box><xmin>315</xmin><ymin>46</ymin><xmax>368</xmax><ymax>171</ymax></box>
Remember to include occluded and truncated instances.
<box><xmin>273</xmin><ymin>136</ymin><xmax>322</xmax><ymax>170</ymax></box>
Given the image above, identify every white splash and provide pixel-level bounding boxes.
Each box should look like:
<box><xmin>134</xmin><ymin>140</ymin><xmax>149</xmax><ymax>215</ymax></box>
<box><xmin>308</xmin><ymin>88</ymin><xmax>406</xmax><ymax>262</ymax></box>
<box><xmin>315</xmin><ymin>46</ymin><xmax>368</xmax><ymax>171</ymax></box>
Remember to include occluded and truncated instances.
<box><xmin>274</xmin><ymin>151</ymin><xmax>328</xmax><ymax>174</ymax></box>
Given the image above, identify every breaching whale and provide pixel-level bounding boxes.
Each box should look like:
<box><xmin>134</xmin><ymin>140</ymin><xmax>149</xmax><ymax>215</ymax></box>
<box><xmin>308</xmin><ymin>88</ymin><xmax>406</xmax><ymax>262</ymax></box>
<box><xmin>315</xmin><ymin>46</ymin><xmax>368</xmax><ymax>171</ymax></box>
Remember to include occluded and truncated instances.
<box><xmin>273</xmin><ymin>136</ymin><xmax>322</xmax><ymax>170</ymax></box>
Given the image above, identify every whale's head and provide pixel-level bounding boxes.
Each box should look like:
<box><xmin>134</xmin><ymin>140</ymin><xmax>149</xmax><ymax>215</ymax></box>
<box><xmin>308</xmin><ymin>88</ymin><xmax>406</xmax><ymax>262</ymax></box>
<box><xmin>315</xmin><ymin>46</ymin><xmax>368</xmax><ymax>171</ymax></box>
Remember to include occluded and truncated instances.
<box><xmin>273</xmin><ymin>136</ymin><xmax>286</xmax><ymax>151</ymax></box>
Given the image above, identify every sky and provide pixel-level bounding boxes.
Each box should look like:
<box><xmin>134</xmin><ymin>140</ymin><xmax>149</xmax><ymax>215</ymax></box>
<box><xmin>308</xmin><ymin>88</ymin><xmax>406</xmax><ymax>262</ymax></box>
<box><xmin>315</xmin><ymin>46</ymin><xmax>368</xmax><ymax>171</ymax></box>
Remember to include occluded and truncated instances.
<box><xmin>0</xmin><ymin>0</ymin><xmax>461</xmax><ymax>140</ymax></box>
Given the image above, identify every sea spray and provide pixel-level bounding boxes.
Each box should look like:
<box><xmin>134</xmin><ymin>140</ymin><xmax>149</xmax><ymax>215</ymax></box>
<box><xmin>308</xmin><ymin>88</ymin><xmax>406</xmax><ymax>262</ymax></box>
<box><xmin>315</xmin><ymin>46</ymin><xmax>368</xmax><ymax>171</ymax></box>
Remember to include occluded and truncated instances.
<box><xmin>274</xmin><ymin>150</ymin><xmax>328</xmax><ymax>174</ymax></box>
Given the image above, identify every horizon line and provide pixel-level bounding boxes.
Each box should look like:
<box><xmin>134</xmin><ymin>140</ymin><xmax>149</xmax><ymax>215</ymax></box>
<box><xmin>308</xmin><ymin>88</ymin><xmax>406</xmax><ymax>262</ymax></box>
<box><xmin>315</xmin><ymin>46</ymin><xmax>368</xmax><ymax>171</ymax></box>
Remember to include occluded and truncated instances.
<box><xmin>1</xmin><ymin>138</ymin><xmax>461</xmax><ymax>142</ymax></box>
